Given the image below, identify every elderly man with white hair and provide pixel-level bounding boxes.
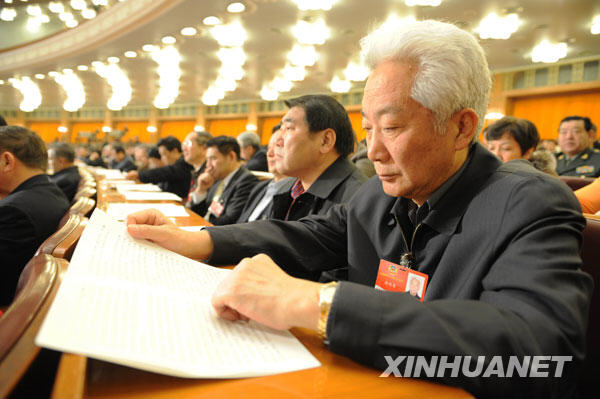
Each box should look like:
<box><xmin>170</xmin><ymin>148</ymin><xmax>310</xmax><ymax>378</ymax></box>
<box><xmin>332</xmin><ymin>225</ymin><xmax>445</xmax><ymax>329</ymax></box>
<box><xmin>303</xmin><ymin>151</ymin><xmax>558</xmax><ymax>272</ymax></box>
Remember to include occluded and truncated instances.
<box><xmin>237</xmin><ymin>131</ymin><xmax>268</xmax><ymax>172</ymax></box>
<box><xmin>127</xmin><ymin>20</ymin><xmax>591</xmax><ymax>397</ymax></box>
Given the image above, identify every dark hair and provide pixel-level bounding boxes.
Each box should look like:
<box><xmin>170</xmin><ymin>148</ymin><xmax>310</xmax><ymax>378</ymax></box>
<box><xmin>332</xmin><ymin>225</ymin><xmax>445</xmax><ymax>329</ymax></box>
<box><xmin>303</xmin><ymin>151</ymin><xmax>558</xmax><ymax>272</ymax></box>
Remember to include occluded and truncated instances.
<box><xmin>206</xmin><ymin>135</ymin><xmax>240</xmax><ymax>160</ymax></box>
<box><xmin>0</xmin><ymin>114</ymin><xmax>6</xmax><ymax>126</ymax></box>
<box><xmin>272</xmin><ymin>123</ymin><xmax>281</xmax><ymax>133</ymax></box>
<box><xmin>193</xmin><ymin>131</ymin><xmax>213</xmax><ymax>146</ymax></box>
<box><xmin>148</xmin><ymin>147</ymin><xmax>161</xmax><ymax>159</ymax></box>
<box><xmin>49</xmin><ymin>142</ymin><xmax>75</xmax><ymax>163</ymax></box>
<box><xmin>157</xmin><ymin>136</ymin><xmax>182</xmax><ymax>152</ymax></box>
<box><xmin>112</xmin><ymin>144</ymin><xmax>126</xmax><ymax>154</ymax></box>
<box><xmin>559</xmin><ymin>116</ymin><xmax>592</xmax><ymax>131</ymax></box>
<box><xmin>484</xmin><ymin>116</ymin><xmax>539</xmax><ymax>155</ymax></box>
<box><xmin>0</xmin><ymin>126</ymin><xmax>48</xmax><ymax>170</ymax></box>
<box><xmin>284</xmin><ymin>95</ymin><xmax>354</xmax><ymax>157</ymax></box>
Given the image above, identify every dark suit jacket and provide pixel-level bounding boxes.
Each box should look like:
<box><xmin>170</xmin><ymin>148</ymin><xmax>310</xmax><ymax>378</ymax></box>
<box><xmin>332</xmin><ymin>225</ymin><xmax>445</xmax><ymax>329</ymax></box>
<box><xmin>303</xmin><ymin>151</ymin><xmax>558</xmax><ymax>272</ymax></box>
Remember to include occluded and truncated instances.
<box><xmin>50</xmin><ymin>165</ymin><xmax>81</xmax><ymax>202</ymax></box>
<box><xmin>138</xmin><ymin>156</ymin><xmax>193</xmax><ymax>199</ymax></box>
<box><xmin>270</xmin><ymin>156</ymin><xmax>367</xmax><ymax>221</ymax></box>
<box><xmin>0</xmin><ymin>174</ymin><xmax>69</xmax><ymax>306</ymax></box>
<box><xmin>191</xmin><ymin>167</ymin><xmax>258</xmax><ymax>225</ymax></box>
<box><xmin>236</xmin><ymin>179</ymin><xmax>272</xmax><ymax>223</ymax></box>
<box><xmin>206</xmin><ymin>143</ymin><xmax>592</xmax><ymax>397</ymax></box>
<box><xmin>245</xmin><ymin>148</ymin><xmax>268</xmax><ymax>172</ymax></box>
<box><xmin>114</xmin><ymin>156</ymin><xmax>137</xmax><ymax>173</ymax></box>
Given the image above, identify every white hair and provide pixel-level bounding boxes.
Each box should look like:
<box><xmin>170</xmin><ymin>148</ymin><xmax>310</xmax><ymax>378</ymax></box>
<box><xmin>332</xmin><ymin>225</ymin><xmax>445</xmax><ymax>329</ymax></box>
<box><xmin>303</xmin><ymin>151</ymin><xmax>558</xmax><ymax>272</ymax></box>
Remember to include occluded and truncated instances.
<box><xmin>360</xmin><ymin>19</ymin><xmax>491</xmax><ymax>135</ymax></box>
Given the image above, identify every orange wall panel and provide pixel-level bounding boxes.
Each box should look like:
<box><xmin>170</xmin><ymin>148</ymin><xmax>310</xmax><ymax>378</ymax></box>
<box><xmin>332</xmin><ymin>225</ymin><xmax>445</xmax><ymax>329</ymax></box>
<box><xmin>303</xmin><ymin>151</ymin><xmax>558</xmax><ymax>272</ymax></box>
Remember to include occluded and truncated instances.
<box><xmin>160</xmin><ymin>120</ymin><xmax>196</xmax><ymax>142</ymax></box>
<box><xmin>29</xmin><ymin>122</ymin><xmax>61</xmax><ymax>143</ymax></box>
<box><xmin>348</xmin><ymin>111</ymin><xmax>364</xmax><ymax>142</ymax></box>
<box><xmin>511</xmin><ymin>90</ymin><xmax>600</xmax><ymax>140</ymax></box>
<box><xmin>207</xmin><ymin>118</ymin><xmax>247</xmax><ymax>138</ymax></box>
<box><xmin>260</xmin><ymin>116</ymin><xmax>284</xmax><ymax>145</ymax></box>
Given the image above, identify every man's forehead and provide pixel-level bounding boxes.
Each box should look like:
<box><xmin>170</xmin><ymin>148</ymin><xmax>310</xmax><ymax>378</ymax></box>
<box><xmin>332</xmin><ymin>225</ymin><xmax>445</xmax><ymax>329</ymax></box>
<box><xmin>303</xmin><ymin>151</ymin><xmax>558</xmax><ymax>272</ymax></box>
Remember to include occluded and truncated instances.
<box><xmin>283</xmin><ymin>106</ymin><xmax>305</xmax><ymax>122</ymax></box>
<box><xmin>560</xmin><ymin>120</ymin><xmax>585</xmax><ymax>129</ymax></box>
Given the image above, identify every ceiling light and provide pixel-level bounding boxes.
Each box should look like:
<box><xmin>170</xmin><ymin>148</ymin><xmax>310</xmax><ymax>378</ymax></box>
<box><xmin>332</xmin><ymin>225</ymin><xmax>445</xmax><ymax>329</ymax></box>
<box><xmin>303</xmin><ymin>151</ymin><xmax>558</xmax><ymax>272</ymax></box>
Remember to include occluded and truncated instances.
<box><xmin>58</xmin><ymin>126</ymin><xmax>68</xmax><ymax>133</ymax></box>
<box><xmin>5</xmin><ymin>0</ymin><xmax>13</xmax><ymax>3</ymax></box>
<box><xmin>216</xmin><ymin>47</ymin><xmax>247</xmax><ymax>66</ymax></box>
<box><xmin>272</xmin><ymin>77</ymin><xmax>292</xmax><ymax>92</ymax></box>
<box><xmin>287</xmin><ymin>44</ymin><xmax>318</xmax><ymax>67</ymax></box>
<box><xmin>161</xmin><ymin>35</ymin><xmax>176</xmax><ymax>44</ymax></box>
<box><xmin>404</xmin><ymin>0</ymin><xmax>442</xmax><ymax>6</ymax></box>
<box><xmin>108</xmin><ymin>56</ymin><xmax>120</xmax><ymax>63</ymax></box>
<box><xmin>330</xmin><ymin>76</ymin><xmax>351</xmax><ymax>93</ymax></box>
<box><xmin>77</xmin><ymin>65</ymin><xmax>89</xmax><ymax>71</ymax></box>
<box><xmin>203</xmin><ymin>16</ymin><xmax>221</xmax><ymax>25</ymax></box>
<box><xmin>343</xmin><ymin>61</ymin><xmax>369</xmax><ymax>81</ymax></box>
<box><xmin>26</xmin><ymin>5</ymin><xmax>42</xmax><ymax>16</ymax></box>
<box><xmin>102</xmin><ymin>126</ymin><xmax>112</xmax><ymax>132</ymax></box>
<box><xmin>91</xmin><ymin>61</ymin><xmax>104</xmax><ymax>68</ymax></box>
<box><xmin>0</xmin><ymin>8</ymin><xmax>16</xmax><ymax>21</ymax></box>
<box><xmin>10</xmin><ymin>77</ymin><xmax>42</xmax><ymax>112</ymax></box>
<box><xmin>81</xmin><ymin>8</ymin><xmax>97</xmax><ymax>19</ymax></box>
<box><xmin>0</xmin><ymin>80</ymin><xmax>4</xmax><ymax>85</ymax></box>
<box><xmin>292</xmin><ymin>19</ymin><xmax>331</xmax><ymax>45</ymax></box>
<box><xmin>65</xmin><ymin>19</ymin><xmax>78</xmax><ymax>28</ymax></box>
<box><xmin>92</xmin><ymin>0</ymin><xmax>108</xmax><ymax>6</ymax></box>
<box><xmin>124</xmin><ymin>51</ymin><xmax>137</xmax><ymax>58</ymax></box>
<box><xmin>26</xmin><ymin>17</ymin><xmax>43</xmax><ymax>31</ymax></box>
<box><xmin>290</xmin><ymin>0</ymin><xmax>336</xmax><ymax>11</ymax></box>
<box><xmin>282</xmin><ymin>64</ymin><xmax>306</xmax><ymax>81</ymax></box>
<box><xmin>246</xmin><ymin>123</ymin><xmax>257</xmax><ymax>131</ymax></box>
<box><xmin>476</xmin><ymin>12</ymin><xmax>521</xmax><ymax>40</ymax></box>
<box><xmin>53</xmin><ymin>71</ymin><xmax>86</xmax><ymax>112</ymax></box>
<box><xmin>194</xmin><ymin>125</ymin><xmax>205</xmax><ymax>131</ymax></box>
<box><xmin>143</xmin><ymin>44</ymin><xmax>158</xmax><ymax>52</ymax></box>
<box><xmin>260</xmin><ymin>86</ymin><xmax>278</xmax><ymax>101</ymax></box>
<box><xmin>592</xmin><ymin>16</ymin><xmax>600</xmax><ymax>35</ymax></box>
<box><xmin>531</xmin><ymin>39</ymin><xmax>567</xmax><ymax>63</ymax></box>
<box><xmin>181</xmin><ymin>27</ymin><xmax>197</xmax><ymax>36</ymax></box>
<box><xmin>35</xmin><ymin>73</ymin><xmax>45</xmax><ymax>79</ymax></box>
<box><xmin>152</xmin><ymin>46</ymin><xmax>182</xmax><ymax>109</ymax></box>
<box><xmin>48</xmin><ymin>2</ymin><xmax>64</xmax><ymax>14</ymax></box>
<box><xmin>146</xmin><ymin>126</ymin><xmax>157</xmax><ymax>133</ymax></box>
<box><xmin>48</xmin><ymin>71</ymin><xmax>59</xmax><ymax>77</ymax></box>
<box><xmin>62</xmin><ymin>68</ymin><xmax>73</xmax><ymax>74</ymax></box>
<box><xmin>94</xmin><ymin>63</ymin><xmax>132</xmax><ymax>110</ymax></box>
<box><xmin>210</xmin><ymin>21</ymin><xmax>247</xmax><ymax>46</ymax></box>
<box><xmin>214</xmin><ymin>77</ymin><xmax>237</xmax><ymax>92</ymax></box>
<box><xmin>218</xmin><ymin>64</ymin><xmax>245</xmax><ymax>81</ymax></box>
<box><xmin>70</xmin><ymin>0</ymin><xmax>86</xmax><ymax>11</ymax></box>
<box><xmin>227</xmin><ymin>2</ymin><xmax>245</xmax><ymax>13</ymax></box>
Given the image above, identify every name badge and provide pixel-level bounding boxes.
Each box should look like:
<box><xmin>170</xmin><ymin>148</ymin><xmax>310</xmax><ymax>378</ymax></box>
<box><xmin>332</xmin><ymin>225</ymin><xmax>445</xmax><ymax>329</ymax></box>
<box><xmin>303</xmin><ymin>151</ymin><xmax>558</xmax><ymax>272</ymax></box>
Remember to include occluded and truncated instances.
<box><xmin>374</xmin><ymin>259</ymin><xmax>429</xmax><ymax>301</ymax></box>
<box><xmin>209</xmin><ymin>200</ymin><xmax>224</xmax><ymax>217</ymax></box>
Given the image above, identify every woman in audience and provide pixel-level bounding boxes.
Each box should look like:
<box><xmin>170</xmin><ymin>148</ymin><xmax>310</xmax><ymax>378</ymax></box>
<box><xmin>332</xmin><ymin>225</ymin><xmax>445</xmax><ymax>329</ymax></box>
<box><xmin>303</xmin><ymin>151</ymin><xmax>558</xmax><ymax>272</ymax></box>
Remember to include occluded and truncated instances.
<box><xmin>484</xmin><ymin>116</ymin><xmax>539</xmax><ymax>162</ymax></box>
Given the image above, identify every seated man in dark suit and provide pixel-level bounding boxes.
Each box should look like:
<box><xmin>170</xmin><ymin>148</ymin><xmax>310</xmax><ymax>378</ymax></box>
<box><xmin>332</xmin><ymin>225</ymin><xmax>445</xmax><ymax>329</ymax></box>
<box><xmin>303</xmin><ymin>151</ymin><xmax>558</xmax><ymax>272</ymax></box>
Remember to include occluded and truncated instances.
<box><xmin>269</xmin><ymin>94</ymin><xmax>367</xmax><ymax>222</ymax></box>
<box><xmin>237</xmin><ymin>125</ymin><xmax>288</xmax><ymax>222</ymax></box>
<box><xmin>48</xmin><ymin>142</ymin><xmax>81</xmax><ymax>202</ymax></box>
<box><xmin>0</xmin><ymin>126</ymin><xmax>69</xmax><ymax>306</ymax></box>
<box><xmin>110</xmin><ymin>144</ymin><xmax>137</xmax><ymax>172</ymax></box>
<box><xmin>126</xmin><ymin>136</ymin><xmax>192</xmax><ymax>199</ymax></box>
<box><xmin>237</xmin><ymin>131</ymin><xmax>268</xmax><ymax>172</ymax></box>
<box><xmin>189</xmin><ymin>136</ymin><xmax>258</xmax><ymax>225</ymax></box>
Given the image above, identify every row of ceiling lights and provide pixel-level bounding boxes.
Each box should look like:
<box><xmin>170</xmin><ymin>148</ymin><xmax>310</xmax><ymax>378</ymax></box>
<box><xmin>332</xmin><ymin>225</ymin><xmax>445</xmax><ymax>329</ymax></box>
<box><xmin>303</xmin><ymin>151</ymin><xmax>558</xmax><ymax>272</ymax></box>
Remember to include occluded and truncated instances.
<box><xmin>1</xmin><ymin>0</ymin><xmax>600</xmax><ymax>113</ymax></box>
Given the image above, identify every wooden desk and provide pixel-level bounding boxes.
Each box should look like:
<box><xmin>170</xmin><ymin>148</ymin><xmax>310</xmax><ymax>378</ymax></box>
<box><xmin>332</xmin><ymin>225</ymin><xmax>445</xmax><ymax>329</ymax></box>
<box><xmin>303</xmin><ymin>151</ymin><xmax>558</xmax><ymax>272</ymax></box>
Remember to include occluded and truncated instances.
<box><xmin>52</xmin><ymin>328</ymin><xmax>472</xmax><ymax>399</ymax></box>
<box><xmin>50</xmin><ymin>173</ymin><xmax>472</xmax><ymax>399</ymax></box>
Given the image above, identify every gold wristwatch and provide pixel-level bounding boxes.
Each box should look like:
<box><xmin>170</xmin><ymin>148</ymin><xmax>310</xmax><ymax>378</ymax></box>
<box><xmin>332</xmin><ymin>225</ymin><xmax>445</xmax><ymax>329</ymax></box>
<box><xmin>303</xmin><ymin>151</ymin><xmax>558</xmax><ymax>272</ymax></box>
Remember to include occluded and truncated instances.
<box><xmin>318</xmin><ymin>281</ymin><xmax>338</xmax><ymax>339</ymax></box>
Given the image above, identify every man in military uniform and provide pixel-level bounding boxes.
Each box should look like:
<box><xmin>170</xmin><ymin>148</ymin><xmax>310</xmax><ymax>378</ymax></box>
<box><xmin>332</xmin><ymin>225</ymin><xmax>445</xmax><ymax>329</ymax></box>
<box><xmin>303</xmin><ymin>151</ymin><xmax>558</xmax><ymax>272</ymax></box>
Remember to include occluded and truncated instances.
<box><xmin>556</xmin><ymin>115</ymin><xmax>600</xmax><ymax>177</ymax></box>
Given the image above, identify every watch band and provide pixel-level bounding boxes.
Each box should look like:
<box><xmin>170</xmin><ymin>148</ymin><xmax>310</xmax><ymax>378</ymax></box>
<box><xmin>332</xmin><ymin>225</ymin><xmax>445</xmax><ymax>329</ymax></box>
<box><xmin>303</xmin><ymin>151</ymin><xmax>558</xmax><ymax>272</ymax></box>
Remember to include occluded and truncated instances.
<box><xmin>318</xmin><ymin>281</ymin><xmax>338</xmax><ymax>339</ymax></box>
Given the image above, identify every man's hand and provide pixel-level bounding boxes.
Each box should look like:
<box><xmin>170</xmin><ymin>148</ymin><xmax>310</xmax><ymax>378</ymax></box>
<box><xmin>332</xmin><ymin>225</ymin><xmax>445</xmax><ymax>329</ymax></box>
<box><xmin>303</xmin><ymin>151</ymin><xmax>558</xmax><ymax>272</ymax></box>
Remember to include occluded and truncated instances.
<box><xmin>196</xmin><ymin>172</ymin><xmax>215</xmax><ymax>194</ymax></box>
<box><xmin>126</xmin><ymin>209</ymin><xmax>214</xmax><ymax>260</ymax></box>
<box><xmin>125</xmin><ymin>170</ymin><xmax>139</xmax><ymax>180</ymax></box>
<box><xmin>211</xmin><ymin>254</ymin><xmax>321</xmax><ymax>331</ymax></box>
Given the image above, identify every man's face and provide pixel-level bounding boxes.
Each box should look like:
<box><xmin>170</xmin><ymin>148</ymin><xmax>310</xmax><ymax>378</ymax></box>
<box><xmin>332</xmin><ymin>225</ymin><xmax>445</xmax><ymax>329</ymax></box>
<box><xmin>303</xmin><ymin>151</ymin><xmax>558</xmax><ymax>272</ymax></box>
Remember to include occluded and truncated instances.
<box><xmin>267</xmin><ymin>129</ymin><xmax>282</xmax><ymax>175</ymax></box>
<box><xmin>239</xmin><ymin>143</ymin><xmax>255</xmax><ymax>162</ymax></box>
<box><xmin>205</xmin><ymin>146</ymin><xmax>232</xmax><ymax>181</ymax></box>
<box><xmin>558</xmin><ymin>120</ymin><xmax>590</xmax><ymax>157</ymax></box>
<box><xmin>182</xmin><ymin>133</ymin><xmax>206</xmax><ymax>166</ymax></box>
<box><xmin>111</xmin><ymin>149</ymin><xmax>124</xmax><ymax>162</ymax></box>
<box><xmin>158</xmin><ymin>145</ymin><xmax>179</xmax><ymax>165</ymax></box>
<box><xmin>134</xmin><ymin>148</ymin><xmax>148</xmax><ymax>166</ymax></box>
<box><xmin>409</xmin><ymin>278</ymin><xmax>420</xmax><ymax>296</ymax></box>
<box><xmin>362</xmin><ymin>60</ymin><xmax>459</xmax><ymax>203</ymax></box>
<box><xmin>276</xmin><ymin>106</ymin><xmax>323</xmax><ymax>177</ymax></box>
<box><xmin>486</xmin><ymin>132</ymin><xmax>529</xmax><ymax>162</ymax></box>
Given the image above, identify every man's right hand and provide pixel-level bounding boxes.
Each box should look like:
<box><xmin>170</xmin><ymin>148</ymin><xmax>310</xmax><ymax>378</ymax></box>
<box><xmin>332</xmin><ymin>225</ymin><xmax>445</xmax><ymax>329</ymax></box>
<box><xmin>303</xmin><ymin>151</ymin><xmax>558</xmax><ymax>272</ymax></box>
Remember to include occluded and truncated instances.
<box><xmin>125</xmin><ymin>170</ymin><xmax>139</xmax><ymax>180</ymax></box>
<box><xmin>126</xmin><ymin>209</ymin><xmax>214</xmax><ymax>260</ymax></box>
<box><xmin>196</xmin><ymin>172</ymin><xmax>215</xmax><ymax>193</ymax></box>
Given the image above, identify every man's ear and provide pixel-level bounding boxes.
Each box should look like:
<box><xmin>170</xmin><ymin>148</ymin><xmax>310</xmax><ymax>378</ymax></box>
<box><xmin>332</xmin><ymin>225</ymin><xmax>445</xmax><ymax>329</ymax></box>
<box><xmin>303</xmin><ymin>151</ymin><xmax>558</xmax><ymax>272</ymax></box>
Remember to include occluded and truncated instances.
<box><xmin>0</xmin><ymin>151</ymin><xmax>16</xmax><ymax>172</ymax></box>
<box><xmin>320</xmin><ymin>129</ymin><xmax>337</xmax><ymax>154</ymax></box>
<box><xmin>448</xmin><ymin>108</ymin><xmax>478</xmax><ymax>151</ymax></box>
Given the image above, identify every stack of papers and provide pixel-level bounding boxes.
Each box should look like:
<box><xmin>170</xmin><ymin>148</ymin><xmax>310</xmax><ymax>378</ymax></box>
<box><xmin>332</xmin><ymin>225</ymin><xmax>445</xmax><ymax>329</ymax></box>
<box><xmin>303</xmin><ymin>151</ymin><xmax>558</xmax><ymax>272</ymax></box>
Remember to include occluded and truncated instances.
<box><xmin>105</xmin><ymin>203</ymin><xmax>190</xmax><ymax>221</ymax></box>
<box><xmin>36</xmin><ymin>210</ymin><xmax>320</xmax><ymax>378</ymax></box>
<box><xmin>121</xmin><ymin>191</ymin><xmax>183</xmax><ymax>201</ymax></box>
<box><xmin>116</xmin><ymin>183</ymin><xmax>162</xmax><ymax>193</ymax></box>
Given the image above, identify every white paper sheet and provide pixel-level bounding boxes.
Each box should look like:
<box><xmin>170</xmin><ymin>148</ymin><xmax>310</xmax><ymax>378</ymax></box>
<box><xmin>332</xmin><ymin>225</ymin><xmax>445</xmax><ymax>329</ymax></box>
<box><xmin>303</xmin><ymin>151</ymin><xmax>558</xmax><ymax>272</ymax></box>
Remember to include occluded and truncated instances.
<box><xmin>93</xmin><ymin>169</ymin><xmax>127</xmax><ymax>179</ymax></box>
<box><xmin>36</xmin><ymin>210</ymin><xmax>320</xmax><ymax>378</ymax></box>
<box><xmin>179</xmin><ymin>226</ymin><xmax>207</xmax><ymax>232</ymax></box>
<box><xmin>105</xmin><ymin>203</ymin><xmax>190</xmax><ymax>221</ymax></box>
<box><xmin>122</xmin><ymin>191</ymin><xmax>183</xmax><ymax>201</ymax></box>
<box><xmin>116</xmin><ymin>183</ymin><xmax>162</xmax><ymax>192</ymax></box>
